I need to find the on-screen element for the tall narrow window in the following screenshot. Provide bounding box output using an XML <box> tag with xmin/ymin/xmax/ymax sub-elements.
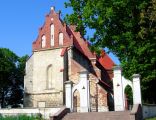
<box><xmin>51</xmin><ymin>24</ymin><xmax>54</xmax><ymax>46</ymax></box>
<box><xmin>41</xmin><ymin>35</ymin><xmax>46</xmax><ymax>48</ymax></box>
<box><xmin>47</xmin><ymin>65</ymin><xmax>53</xmax><ymax>89</ymax></box>
<box><xmin>59</xmin><ymin>32</ymin><xmax>63</xmax><ymax>45</ymax></box>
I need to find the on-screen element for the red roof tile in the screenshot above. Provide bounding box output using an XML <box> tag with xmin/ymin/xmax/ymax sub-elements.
<box><xmin>68</xmin><ymin>25</ymin><xmax>96</xmax><ymax>59</ymax></box>
<box><xmin>98</xmin><ymin>50</ymin><xmax>115</xmax><ymax>70</ymax></box>
<box><xmin>66</xmin><ymin>25</ymin><xmax>115</xmax><ymax>71</ymax></box>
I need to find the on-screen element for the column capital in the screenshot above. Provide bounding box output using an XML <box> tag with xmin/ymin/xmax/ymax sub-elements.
<box><xmin>79</xmin><ymin>71</ymin><xmax>88</xmax><ymax>79</ymax></box>
<box><xmin>113</xmin><ymin>65</ymin><xmax>122</xmax><ymax>71</ymax></box>
<box><xmin>132</xmin><ymin>74</ymin><xmax>140</xmax><ymax>79</ymax></box>
<box><xmin>64</xmin><ymin>81</ymin><xmax>73</xmax><ymax>85</ymax></box>
<box><xmin>79</xmin><ymin>71</ymin><xmax>88</xmax><ymax>74</ymax></box>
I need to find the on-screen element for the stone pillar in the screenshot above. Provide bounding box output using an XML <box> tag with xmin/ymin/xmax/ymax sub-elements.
<box><xmin>132</xmin><ymin>74</ymin><xmax>142</xmax><ymax>105</ymax></box>
<box><xmin>65</xmin><ymin>81</ymin><xmax>73</xmax><ymax>111</ymax></box>
<box><xmin>79</xmin><ymin>71</ymin><xmax>90</xmax><ymax>112</ymax></box>
<box><xmin>113</xmin><ymin>66</ymin><xmax>125</xmax><ymax>111</ymax></box>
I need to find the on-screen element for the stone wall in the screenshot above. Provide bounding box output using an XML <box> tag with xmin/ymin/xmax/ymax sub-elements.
<box><xmin>24</xmin><ymin>54</ymin><xmax>34</xmax><ymax>93</ymax></box>
<box><xmin>24</xmin><ymin>49</ymin><xmax>64</xmax><ymax>107</ymax></box>
<box><xmin>143</xmin><ymin>104</ymin><xmax>156</xmax><ymax>119</ymax></box>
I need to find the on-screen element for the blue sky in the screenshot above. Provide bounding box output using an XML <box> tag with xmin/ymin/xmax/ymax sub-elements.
<box><xmin>0</xmin><ymin>0</ymin><xmax>120</xmax><ymax>64</ymax></box>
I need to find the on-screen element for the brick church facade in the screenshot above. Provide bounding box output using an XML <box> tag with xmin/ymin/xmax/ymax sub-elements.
<box><xmin>24</xmin><ymin>7</ymin><xmax>115</xmax><ymax>112</ymax></box>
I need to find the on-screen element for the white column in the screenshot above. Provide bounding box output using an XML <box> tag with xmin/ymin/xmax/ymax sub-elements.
<box><xmin>132</xmin><ymin>74</ymin><xmax>142</xmax><ymax>105</ymax></box>
<box><xmin>65</xmin><ymin>81</ymin><xmax>73</xmax><ymax>111</ymax></box>
<box><xmin>79</xmin><ymin>71</ymin><xmax>89</xmax><ymax>112</ymax></box>
<box><xmin>113</xmin><ymin>66</ymin><xmax>125</xmax><ymax>111</ymax></box>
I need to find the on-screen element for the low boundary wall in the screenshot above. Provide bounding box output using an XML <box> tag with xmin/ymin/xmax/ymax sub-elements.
<box><xmin>143</xmin><ymin>104</ymin><xmax>156</xmax><ymax>119</ymax></box>
<box><xmin>0</xmin><ymin>108</ymin><xmax>60</xmax><ymax>119</ymax></box>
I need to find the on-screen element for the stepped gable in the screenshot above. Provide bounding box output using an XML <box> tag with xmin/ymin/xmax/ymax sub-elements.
<box><xmin>32</xmin><ymin>7</ymin><xmax>72</xmax><ymax>51</ymax></box>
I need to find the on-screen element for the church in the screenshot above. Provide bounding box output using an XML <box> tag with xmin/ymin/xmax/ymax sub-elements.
<box><xmin>24</xmin><ymin>7</ymin><xmax>115</xmax><ymax>112</ymax></box>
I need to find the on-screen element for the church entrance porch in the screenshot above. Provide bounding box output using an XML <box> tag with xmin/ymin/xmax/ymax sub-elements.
<box><xmin>65</xmin><ymin>71</ymin><xmax>90</xmax><ymax>112</ymax></box>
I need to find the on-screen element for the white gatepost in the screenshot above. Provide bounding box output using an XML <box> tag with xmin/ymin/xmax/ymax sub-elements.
<box><xmin>79</xmin><ymin>71</ymin><xmax>90</xmax><ymax>112</ymax></box>
<box><xmin>65</xmin><ymin>81</ymin><xmax>73</xmax><ymax>111</ymax></box>
<box><xmin>113</xmin><ymin>66</ymin><xmax>125</xmax><ymax>111</ymax></box>
<box><xmin>132</xmin><ymin>74</ymin><xmax>142</xmax><ymax>105</ymax></box>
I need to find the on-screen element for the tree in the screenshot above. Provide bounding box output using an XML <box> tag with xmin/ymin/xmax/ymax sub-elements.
<box><xmin>65</xmin><ymin>0</ymin><xmax>156</xmax><ymax>103</ymax></box>
<box><xmin>6</xmin><ymin>55</ymin><xmax>28</xmax><ymax>107</ymax></box>
<box><xmin>0</xmin><ymin>48</ymin><xmax>18</xmax><ymax>107</ymax></box>
<box><xmin>0</xmin><ymin>48</ymin><xmax>28</xmax><ymax>107</ymax></box>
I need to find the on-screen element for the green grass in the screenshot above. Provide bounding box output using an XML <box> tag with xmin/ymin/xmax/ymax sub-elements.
<box><xmin>0</xmin><ymin>114</ymin><xmax>43</xmax><ymax>120</ymax></box>
<box><xmin>145</xmin><ymin>117</ymin><xmax>156</xmax><ymax>120</ymax></box>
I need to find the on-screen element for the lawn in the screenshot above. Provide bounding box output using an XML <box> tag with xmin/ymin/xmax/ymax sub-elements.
<box><xmin>145</xmin><ymin>117</ymin><xmax>156</xmax><ymax>120</ymax></box>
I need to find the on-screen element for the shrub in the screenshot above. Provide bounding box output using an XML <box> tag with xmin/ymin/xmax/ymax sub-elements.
<box><xmin>0</xmin><ymin>114</ymin><xmax>43</xmax><ymax>120</ymax></box>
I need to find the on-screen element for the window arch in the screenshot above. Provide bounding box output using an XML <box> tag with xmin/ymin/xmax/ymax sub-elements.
<box><xmin>41</xmin><ymin>35</ymin><xmax>46</xmax><ymax>48</ymax></box>
<box><xmin>59</xmin><ymin>32</ymin><xmax>63</xmax><ymax>45</ymax></box>
<box><xmin>47</xmin><ymin>65</ymin><xmax>53</xmax><ymax>89</ymax></box>
<box><xmin>50</xmin><ymin>24</ymin><xmax>54</xmax><ymax>46</ymax></box>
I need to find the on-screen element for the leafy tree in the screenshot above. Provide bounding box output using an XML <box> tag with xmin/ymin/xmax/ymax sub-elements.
<box><xmin>0</xmin><ymin>48</ymin><xmax>28</xmax><ymax>108</ymax></box>
<box><xmin>65</xmin><ymin>0</ymin><xmax>156</xmax><ymax>103</ymax></box>
<box><xmin>0</xmin><ymin>48</ymin><xmax>18</xmax><ymax>107</ymax></box>
<box><xmin>6</xmin><ymin>55</ymin><xmax>28</xmax><ymax>107</ymax></box>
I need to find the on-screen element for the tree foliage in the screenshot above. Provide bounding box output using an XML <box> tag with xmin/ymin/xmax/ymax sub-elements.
<box><xmin>65</xmin><ymin>0</ymin><xmax>156</xmax><ymax>103</ymax></box>
<box><xmin>0</xmin><ymin>48</ymin><xmax>28</xmax><ymax>108</ymax></box>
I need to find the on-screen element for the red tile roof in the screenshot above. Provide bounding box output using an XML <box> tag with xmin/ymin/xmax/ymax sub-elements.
<box><xmin>68</xmin><ymin>25</ymin><xmax>96</xmax><ymax>59</ymax></box>
<box><xmin>65</xmin><ymin>25</ymin><xmax>115</xmax><ymax>71</ymax></box>
<box><xmin>98</xmin><ymin>50</ymin><xmax>115</xmax><ymax>70</ymax></box>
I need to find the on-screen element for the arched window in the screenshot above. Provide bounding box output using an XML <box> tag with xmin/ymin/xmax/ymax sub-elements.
<box><xmin>59</xmin><ymin>32</ymin><xmax>63</xmax><ymax>45</ymax></box>
<box><xmin>50</xmin><ymin>24</ymin><xmax>54</xmax><ymax>46</ymax></box>
<box><xmin>47</xmin><ymin>65</ymin><xmax>53</xmax><ymax>89</ymax></box>
<box><xmin>41</xmin><ymin>35</ymin><xmax>46</xmax><ymax>48</ymax></box>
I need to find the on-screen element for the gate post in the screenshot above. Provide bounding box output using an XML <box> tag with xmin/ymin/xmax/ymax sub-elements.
<box><xmin>65</xmin><ymin>81</ymin><xmax>73</xmax><ymax>111</ymax></box>
<box><xmin>132</xmin><ymin>74</ymin><xmax>142</xmax><ymax>105</ymax></box>
<box><xmin>79</xmin><ymin>71</ymin><xmax>90</xmax><ymax>112</ymax></box>
<box><xmin>113</xmin><ymin>66</ymin><xmax>125</xmax><ymax>111</ymax></box>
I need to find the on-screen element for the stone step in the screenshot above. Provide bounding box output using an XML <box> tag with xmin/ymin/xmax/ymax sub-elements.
<box><xmin>63</xmin><ymin>111</ymin><xmax>131</xmax><ymax>120</ymax></box>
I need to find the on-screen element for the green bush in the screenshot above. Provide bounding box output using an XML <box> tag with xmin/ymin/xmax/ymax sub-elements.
<box><xmin>0</xmin><ymin>114</ymin><xmax>43</xmax><ymax>120</ymax></box>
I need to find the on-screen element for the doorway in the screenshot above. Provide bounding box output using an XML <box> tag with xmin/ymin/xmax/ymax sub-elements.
<box><xmin>73</xmin><ymin>89</ymin><xmax>80</xmax><ymax>112</ymax></box>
